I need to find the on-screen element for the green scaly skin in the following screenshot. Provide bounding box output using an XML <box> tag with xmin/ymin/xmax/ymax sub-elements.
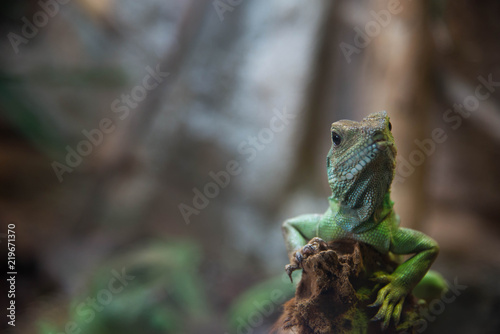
<box><xmin>282</xmin><ymin>111</ymin><xmax>440</xmax><ymax>330</ymax></box>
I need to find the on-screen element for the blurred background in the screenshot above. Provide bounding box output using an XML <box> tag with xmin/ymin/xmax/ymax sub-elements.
<box><xmin>0</xmin><ymin>0</ymin><xmax>499</xmax><ymax>333</ymax></box>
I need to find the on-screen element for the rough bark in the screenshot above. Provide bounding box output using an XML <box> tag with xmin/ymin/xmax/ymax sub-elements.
<box><xmin>272</xmin><ymin>240</ymin><xmax>420</xmax><ymax>334</ymax></box>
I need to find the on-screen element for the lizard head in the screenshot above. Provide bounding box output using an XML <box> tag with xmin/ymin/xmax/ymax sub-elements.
<box><xmin>326</xmin><ymin>111</ymin><xmax>397</xmax><ymax>202</ymax></box>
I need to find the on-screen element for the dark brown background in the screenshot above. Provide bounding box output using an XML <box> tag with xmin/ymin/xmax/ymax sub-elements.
<box><xmin>0</xmin><ymin>0</ymin><xmax>499</xmax><ymax>333</ymax></box>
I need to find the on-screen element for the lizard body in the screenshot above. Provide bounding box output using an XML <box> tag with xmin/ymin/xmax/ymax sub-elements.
<box><xmin>282</xmin><ymin>111</ymin><xmax>440</xmax><ymax>329</ymax></box>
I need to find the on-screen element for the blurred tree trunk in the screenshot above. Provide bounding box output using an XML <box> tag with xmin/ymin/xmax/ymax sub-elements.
<box><xmin>364</xmin><ymin>0</ymin><xmax>432</xmax><ymax>230</ymax></box>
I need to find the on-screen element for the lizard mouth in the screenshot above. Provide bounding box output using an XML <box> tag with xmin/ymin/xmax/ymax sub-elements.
<box><xmin>374</xmin><ymin>140</ymin><xmax>395</xmax><ymax>159</ymax></box>
<box><xmin>374</xmin><ymin>140</ymin><xmax>392</xmax><ymax>151</ymax></box>
<box><xmin>373</xmin><ymin>133</ymin><xmax>395</xmax><ymax>157</ymax></box>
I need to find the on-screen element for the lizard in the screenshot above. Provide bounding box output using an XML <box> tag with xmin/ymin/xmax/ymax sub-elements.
<box><xmin>282</xmin><ymin>111</ymin><xmax>440</xmax><ymax>330</ymax></box>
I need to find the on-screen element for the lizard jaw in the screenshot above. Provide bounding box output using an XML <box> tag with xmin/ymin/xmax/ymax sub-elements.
<box><xmin>334</xmin><ymin>141</ymin><xmax>384</xmax><ymax>182</ymax></box>
<box><xmin>327</xmin><ymin>141</ymin><xmax>395</xmax><ymax>193</ymax></box>
<box><xmin>374</xmin><ymin>140</ymin><xmax>396</xmax><ymax>161</ymax></box>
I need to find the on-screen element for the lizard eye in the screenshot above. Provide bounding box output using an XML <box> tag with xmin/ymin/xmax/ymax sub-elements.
<box><xmin>331</xmin><ymin>132</ymin><xmax>342</xmax><ymax>146</ymax></box>
<box><xmin>388</xmin><ymin>122</ymin><xmax>392</xmax><ymax>131</ymax></box>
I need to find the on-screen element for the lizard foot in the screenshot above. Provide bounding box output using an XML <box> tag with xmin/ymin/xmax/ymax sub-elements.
<box><xmin>285</xmin><ymin>237</ymin><xmax>328</xmax><ymax>282</ymax></box>
<box><xmin>369</xmin><ymin>278</ymin><xmax>408</xmax><ymax>330</ymax></box>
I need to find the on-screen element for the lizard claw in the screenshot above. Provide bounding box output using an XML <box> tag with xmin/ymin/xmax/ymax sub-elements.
<box><xmin>285</xmin><ymin>264</ymin><xmax>299</xmax><ymax>282</ymax></box>
<box><xmin>285</xmin><ymin>237</ymin><xmax>328</xmax><ymax>282</ymax></box>
<box><xmin>303</xmin><ymin>237</ymin><xmax>328</xmax><ymax>254</ymax></box>
<box><xmin>369</xmin><ymin>280</ymin><xmax>408</xmax><ymax>330</ymax></box>
<box><xmin>294</xmin><ymin>251</ymin><xmax>304</xmax><ymax>264</ymax></box>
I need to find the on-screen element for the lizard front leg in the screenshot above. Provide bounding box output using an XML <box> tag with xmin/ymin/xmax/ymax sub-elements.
<box><xmin>282</xmin><ymin>214</ymin><xmax>325</xmax><ymax>281</ymax></box>
<box><xmin>370</xmin><ymin>227</ymin><xmax>439</xmax><ymax>330</ymax></box>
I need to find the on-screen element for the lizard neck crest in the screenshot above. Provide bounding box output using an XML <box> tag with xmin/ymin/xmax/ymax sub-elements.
<box><xmin>326</xmin><ymin>111</ymin><xmax>397</xmax><ymax>233</ymax></box>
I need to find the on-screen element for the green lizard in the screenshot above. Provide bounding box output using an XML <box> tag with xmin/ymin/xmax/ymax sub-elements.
<box><xmin>282</xmin><ymin>111</ymin><xmax>440</xmax><ymax>330</ymax></box>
